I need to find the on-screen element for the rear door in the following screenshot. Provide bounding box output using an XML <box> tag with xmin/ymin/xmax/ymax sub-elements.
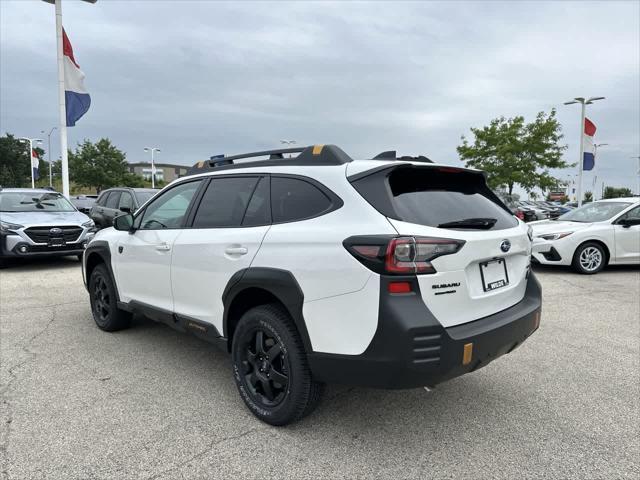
<box><xmin>351</xmin><ymin>164</ymin><xmax>531</xmax><ymax>328</ymax></box>
<box><xmin>171</xmin><ymin>175</ymin><xmax>271</xmax><ymax>332</ymax></box>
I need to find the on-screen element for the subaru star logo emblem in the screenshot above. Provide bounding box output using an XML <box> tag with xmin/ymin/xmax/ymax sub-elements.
<box><xmin>500</xmin><ymin>239</ymin><xmax>511</xmax><ymax>253</ymax></box>
<box><xmin>50</xmin><ymin>227</ymin><xmax>63</xmax><ymax>235</ymax></box>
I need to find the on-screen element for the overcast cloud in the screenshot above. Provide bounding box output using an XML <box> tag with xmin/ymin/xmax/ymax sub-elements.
<box><xmin>1</xmin><ymin>0</ymin><xmax>639</xmax><ymax>196</ymax></box>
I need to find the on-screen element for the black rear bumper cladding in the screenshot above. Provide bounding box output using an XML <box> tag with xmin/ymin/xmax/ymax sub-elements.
<box><xmin>308</xmin><ymin>273</ymin><xmax>542</xmax><ymax>389</ymax></box>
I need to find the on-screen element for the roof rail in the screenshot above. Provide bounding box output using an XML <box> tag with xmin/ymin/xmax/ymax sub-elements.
<box><xmin>187</xmin><ymin>144</ymin><xmax>353</xmax><ymax>175</ymax></box>
<box><xmin>372</xmin><ymin>150</ymin><xmax>433</xmax><ymax>163</ymax></box>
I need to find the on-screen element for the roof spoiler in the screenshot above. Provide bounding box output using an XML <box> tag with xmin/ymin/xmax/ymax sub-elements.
<box><xmin>187</xmin><ymin>144</ymin><xmax>353</xmax><ymax>174</ymax></box>
<box><xmin>372</xmin><ymin>150</ymin><xmax>433</xmax><ymax>163</ymax></box>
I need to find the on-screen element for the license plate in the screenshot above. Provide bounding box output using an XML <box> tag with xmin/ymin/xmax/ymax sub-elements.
<box><xmin>480</xmin><ymin>258</ymin><xmax>509</xmax><ymax>292</ymax></box>
<box><xmin>49</xmin><ymin>237</ymin><xmax>65</xmax><ymax>247</ymax></box>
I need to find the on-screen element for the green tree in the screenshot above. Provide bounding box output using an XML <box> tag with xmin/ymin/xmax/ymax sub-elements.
<box><xmin>0</xmin><ymin>133</ymin><xmax>46</xmax><ymax>187</ymax></box>
<box><xmin>68</xmin><ymin>138</ymin><xmax>144</xmax><ymax>192</ymax></box>
<box><xmin>583</xmin><ymin>191</ymin><xmax>593</xmax><ymax>203</ymax></box>
<box><xmin>603</xmin><ymin>186</ymin><xmax>633</xmax><ymax>199</ymax></box>
<box><xmin>457</xmin><ymin>110</ymin><xmax>570</xmax><ymax>195</ymax></box>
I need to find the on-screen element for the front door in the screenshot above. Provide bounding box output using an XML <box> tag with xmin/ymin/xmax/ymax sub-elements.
<box><xmin>613</xmin><ymin>206</ymin><xmax>640</xmax><ymax>263</ymax></box>
<box><xmin>114</xmin><ymin>180</ymin><xmax>203</xmax><ymax>311</ymax></box>
<box><xmin>171</xmin><ymin>176</ymin><xmax>271</xmax><ymax>333</ymax></box>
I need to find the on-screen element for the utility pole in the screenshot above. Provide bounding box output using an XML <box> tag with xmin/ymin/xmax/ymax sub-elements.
<box><xmin>563</xmin><ymin>96</ymin><xmax>605</xmax><ymax>207</ymax></box>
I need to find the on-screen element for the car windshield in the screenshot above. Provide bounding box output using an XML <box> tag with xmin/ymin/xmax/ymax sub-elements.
<box><xmin>0</xmin><ymin>192</ymin><xmax>77</xmax><ymax>212</ymax></box>
<box><xmin>557</xmin><ymin>201</ymin><xmax>631</xmax><ymax>222</ymax></box>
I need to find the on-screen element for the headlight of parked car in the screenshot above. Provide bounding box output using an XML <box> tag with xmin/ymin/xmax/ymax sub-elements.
<box><xmin>0</xmin><ymin>221</ymin><xmax>24</xmax><ymax>233</ymax></box>
<box><xmin>538</xmin><ymin>232</ymin><xmax>573</xmax><ymax>241</ymax></box>
<box><xmin>82</xmin><ymin>220</ymin><xmax>95</xmax><ymax>228</ymax></box>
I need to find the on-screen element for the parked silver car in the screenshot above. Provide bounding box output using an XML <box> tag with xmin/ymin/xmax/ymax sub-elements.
<box><xmin>0</xmin><ymin>188</ymin><xmax>95</xmax><ymax>265</ymax></box>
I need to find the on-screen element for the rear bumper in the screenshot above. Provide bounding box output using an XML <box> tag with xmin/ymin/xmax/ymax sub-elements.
<box><xmin>308</xmin><ymin>273</ymin><xmax>542</xmax><ymax>389</ymax></box>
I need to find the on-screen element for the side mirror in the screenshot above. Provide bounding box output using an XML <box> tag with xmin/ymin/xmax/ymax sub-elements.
<box><xmin>114</xmin><ymin>213</ymin><xmax>134</xmax><ymax>232</ymax></box>
<box><xmin>619</xmin><ymin>218</ymin><xmax>640</xmax><ymax>228</ymax></box>
<box><xmin>119</xmin><ymin>206</ymin><xmax>131</xmax><ymax>213</ymax></box>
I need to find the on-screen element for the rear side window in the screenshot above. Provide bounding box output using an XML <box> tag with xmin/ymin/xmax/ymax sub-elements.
<box><xmin>193</xmin><ymin>177</ymin><xmax>260</xmax><ymax>228</ymax></box>
<box><xmin>242</xmin><ymin>177</ymin><xmax>271</xmax><ymax>227</ymax></box>
<box><xmin>352</xmin><ymin>166</ymin><xmax>518</xmax><ymax>230</ymax></box>
<box><xmin>271</xmin><ymin>177</ymin><xmax>333</xmax><ymax>223</ymax></box>
<box><xmin>105</xmin><ymin>191</ymin><xmax>121</xmax><ymax>209</ymax></box>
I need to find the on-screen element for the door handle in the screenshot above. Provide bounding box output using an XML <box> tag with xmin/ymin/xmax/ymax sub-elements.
<box><xmin>225</xmin><ymin>246</ymin><xmax>248</xmax><ymax>256</ymax></box>
<box><xmin>155</xmin><ymin>242</ymin><xmax>171</xmax><ymax>251</ymax></box>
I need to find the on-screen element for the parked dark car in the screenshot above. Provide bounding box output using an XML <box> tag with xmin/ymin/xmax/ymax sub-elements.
<box><xmin>90</xmin><ymin>188</ymin><xmax>157</xmax><ymax>228</ymax></box>
<box><xmin>70</xmin><ymin>194</ymin><xmax>98</xmax><ymax>214</ymax></box>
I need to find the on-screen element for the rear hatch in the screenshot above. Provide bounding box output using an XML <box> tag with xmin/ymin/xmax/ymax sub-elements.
<box><xmin>349</xmin><ymin>163</ymin><xmax>532</xmax><ymax>328</ymax></box>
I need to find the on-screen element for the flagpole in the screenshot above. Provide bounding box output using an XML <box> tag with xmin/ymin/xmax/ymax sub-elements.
<box><xmin>576</xmin><ymin>102</ymin><xmax>586</xmax><ymax>207</ymax></box>
<box><xmin>563</xmin><ymin>96</ymin><xmax>605</xmax><ymax>207</ymax></box>
<box><xmin>54</xmin><ymin>0</ymin><xmax>70</xmax><ymax>198</ymax></box>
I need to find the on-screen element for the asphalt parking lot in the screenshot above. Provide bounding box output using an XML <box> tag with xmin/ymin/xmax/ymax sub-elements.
<box><xmin>1</xmin><ymin>259</ymin><xmax>638</xmax><ymax>479</ymax></box>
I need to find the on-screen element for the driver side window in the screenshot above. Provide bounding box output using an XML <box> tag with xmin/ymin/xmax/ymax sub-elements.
<box><xmin>138</xmin><ymin>181</ymin><xmax>201</xmax><ymax>230</ymax></box>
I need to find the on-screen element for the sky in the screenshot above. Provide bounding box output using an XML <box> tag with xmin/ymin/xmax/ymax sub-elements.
<box><xmin>1</xmin><ymin>0</ymin><xmax>639</xmax><ymax>198</ymax></box>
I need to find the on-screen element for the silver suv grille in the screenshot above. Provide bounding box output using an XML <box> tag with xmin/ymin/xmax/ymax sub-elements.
<box><xmin>24</xmin><ymin>226</ymin><xmax>83</xmax><ymax>243</ymax></box>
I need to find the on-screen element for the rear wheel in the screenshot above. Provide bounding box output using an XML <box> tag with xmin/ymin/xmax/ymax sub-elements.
<box><xmin>231</xmin><ymin>304</ymin><xmax>324</xmax><ymax>426</ymax></box>
<box><xmin>572</xmin><ymin>242</ymin><xmax>606</xmax><ymax>274</ymax></box>
<box><xmin>88</xmin><ymin>264</ymin><xmax>131</xmax><ymax>331</ymax></box>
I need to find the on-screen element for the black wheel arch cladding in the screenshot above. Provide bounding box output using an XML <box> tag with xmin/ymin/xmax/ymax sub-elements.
<box><xmin>222</xmin><ymin>267</ymin><xmax>312</xmax><ymax>353</ymax></box>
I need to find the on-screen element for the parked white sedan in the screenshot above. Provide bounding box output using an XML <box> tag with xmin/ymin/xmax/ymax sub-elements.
<box><xmin>531</xmin><ymin>197</ymin><xmax>640</xmax><ymax>274</ymax></box>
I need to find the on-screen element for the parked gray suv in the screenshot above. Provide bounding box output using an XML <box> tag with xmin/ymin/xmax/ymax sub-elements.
<box><xmin>0</xmin><ymin>188</ymin><xmax>95</xmax><ymax>265</ymax></box>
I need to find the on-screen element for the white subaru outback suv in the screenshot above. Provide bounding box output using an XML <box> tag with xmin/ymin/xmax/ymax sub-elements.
<box><xmin>82</xmin><ymin>145</ymin><xmax>541</xmax><ymax>426</ymax></box>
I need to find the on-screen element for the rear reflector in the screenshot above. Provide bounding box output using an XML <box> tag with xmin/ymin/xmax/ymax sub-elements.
<box><xmin>462</xmin><ymin>343</ymin><xmax>473</xmax><ymax>365</ymax></box>
<box><xmin>388</xmin><ymin>281</ymin><xmax>412</xmax><ymax>294</ymax></box>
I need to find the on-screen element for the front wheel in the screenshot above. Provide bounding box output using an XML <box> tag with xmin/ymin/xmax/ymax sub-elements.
<box><xmin>572</xmin><ymin>242</ymin><xmax>606</xmax><ymax>274</ymax></box>
<box><xmin>88</xmin><ymin>264</ymin><xmax>132</xmax><ymax>331</ymax></box>
<box><xmin>231</xmin><ymin>304</ymin><xmax>324</xmax><ymax>426</ymax></box>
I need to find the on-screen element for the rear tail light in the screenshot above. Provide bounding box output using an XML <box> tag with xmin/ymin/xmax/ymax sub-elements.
<box><xmin>344</xmin><ymin>235</ymin><xmax>465</xmax><ymax>275</ymax></box>
<box><xmin>515</xmin><ymin>209</ymin><xmax>525</xmax><ymax>220</ymax></box>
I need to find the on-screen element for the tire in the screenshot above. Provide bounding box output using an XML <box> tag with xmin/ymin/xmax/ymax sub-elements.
<box><xmin>572</xmin><ymin>242</ymin><xmax>606</xmax><ymax>274</ymax></box>
<box><xmin>88</xmin><ymin>264</ymin><xmax>132</xmax><ymax>331</ymax></box>
<box><xmin>231</xmin><ymin>304</ymin><xmax>324</xmax><ymax>426</ymax></box>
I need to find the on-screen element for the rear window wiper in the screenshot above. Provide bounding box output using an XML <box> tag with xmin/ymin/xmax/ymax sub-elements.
<box><xmin>437</xmin><ymin>217</ymin><xmax>497</xmax><ymax>229</ymax></box>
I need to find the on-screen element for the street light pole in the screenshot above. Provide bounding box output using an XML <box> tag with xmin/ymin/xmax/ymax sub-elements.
<box><xmin>19</xmin><ymin>137</ymin><xmax>43</xmax><ymax>189</ymax></box>
<box><xmin>631</xmin><ymin>156</ymin><xmax>640</xmax><ymax>196</ymax></box>
<box><xmin>563</xmin><ymin>96</ymin><xmax>605</xmax><ymax>207</ymax></box>
<box><xmin>280</xmin><ymin>139</ymin><xmax>296</xmax><ymax>158</ymax></box>
<box><xmin>42</xmin><ymin>127</ymin><xmax>57</xmax><ymax>187</ymax></box>
<box><xmin>144</xmin><ymin>147</ymin><xmax>161</xmax><ymax>188</ymax></box>
<box><xmin>592</xmin><ymin>143</ymin><xmax>607</xmax><ymax>200</ymax></box>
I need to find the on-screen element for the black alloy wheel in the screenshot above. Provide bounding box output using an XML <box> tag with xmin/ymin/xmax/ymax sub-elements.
<box><xmin>231</xmin><ymin>304</ymin><xmax>324</xmax><ymax>426</ymax></box>
<box><xmin>241</xmin><ymin>329</ymin><xmax>290</xmax><ymax>407</ymax></box>
<box><xmin>88</xmin><ymin>264</ymin><xmax>131</xmax><ymax>331</ymax></box>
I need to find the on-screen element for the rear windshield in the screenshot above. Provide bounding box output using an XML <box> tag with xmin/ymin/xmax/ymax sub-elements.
<box><xmin>352</xmin><ymin>166</ymin><xmax>518</xmax><ymax>230</ymax></box>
